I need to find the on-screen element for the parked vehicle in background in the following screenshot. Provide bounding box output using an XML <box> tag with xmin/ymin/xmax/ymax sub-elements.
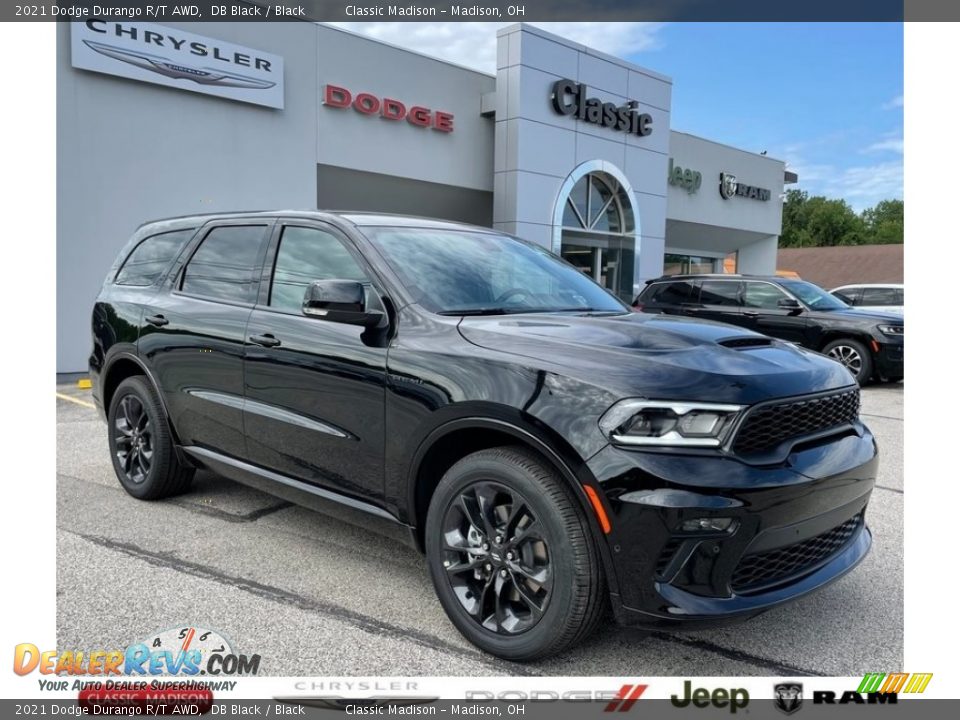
<box><xmin>831</xmin><ymin>284</ymin><xmax>904</xmax><ymax>315</ymax></box>
<box><xmin>91</xmin><ymin>213</ymin><xmax>878</xmax><ymax>661</ymax></box>
<box><xmin>634</xmin><ymin>275</ymin><xmax>903</xmax><ymax>385</ymax></box>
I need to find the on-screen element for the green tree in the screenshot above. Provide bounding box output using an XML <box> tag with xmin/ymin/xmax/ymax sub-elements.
<box><xmin>861</xmin><ymin>199</ymin><xmax>904</xmax><ymax>245</ymax></box>
<box><xmin>780</xmin><ymin>191</ymin><xmax>900</xmax><ymax>247</ymax></box>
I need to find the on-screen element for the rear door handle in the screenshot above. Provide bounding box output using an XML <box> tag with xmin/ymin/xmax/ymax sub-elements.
<box><xmin>249</xmin><ymin>333</ymin><xmax>281</xmax><ymax>348</ymax></box>
<box><xmin>743</xmin><ymin>311</ymin><xmax>759</xmax><ymax>318</ymax></box>
<box><xmin>145</xmin><ymin>314</ymin><xmax>169</xmax><ymax>327</ymax></box>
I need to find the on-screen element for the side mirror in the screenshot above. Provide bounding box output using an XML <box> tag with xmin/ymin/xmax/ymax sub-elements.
<box><xmin>302</xmin><ymin>280</ymin><xmax>383</xmax><ymax>328</ymax></box>
<box><xmin>777</xmin><ymin>298</ymin><xmax>802</xmax><ymax>311</ymax></box>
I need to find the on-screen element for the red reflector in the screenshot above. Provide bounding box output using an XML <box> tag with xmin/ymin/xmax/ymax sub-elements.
<box><xmin>871</xmin><ymin>340</ymin><xmax>880</xmax><ymax>353</ymax></box>
<box><xmin>78</xmin><ymin>687</ymin><xmax>214</xmax><ymax>715</ymax></box>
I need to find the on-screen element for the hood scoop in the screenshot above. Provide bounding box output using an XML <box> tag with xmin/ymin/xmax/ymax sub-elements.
<box><xmin>719</xmin><ymin>336</ymin><xmax>776</xmax><ymax>349</ymax></box>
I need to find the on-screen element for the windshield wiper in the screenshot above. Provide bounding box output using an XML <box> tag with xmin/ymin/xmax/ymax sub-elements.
<box><xmin>437</xmin><ymin>307</ymin><xmax>625</xmax><ymax>316</ymax></box>
<box><xmin>436</xmin><ymin>308</ymin><xmax>511</xmax><ymax>316</ymax></box>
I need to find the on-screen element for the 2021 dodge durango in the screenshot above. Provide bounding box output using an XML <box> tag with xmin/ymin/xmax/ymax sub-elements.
<box><xmin>90</xmin><ymin>212</ymin><xmax>878</xmax><ymax>660</ymax></box>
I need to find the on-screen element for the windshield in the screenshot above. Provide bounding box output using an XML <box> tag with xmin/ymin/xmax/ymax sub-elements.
<box><xmin>362</xmin><ymin>227</ymin><xmax>628</xmax><ymax>315</ymax></box>
<box><xmin>779</xmin><ymin>279</ymin><xmax>851</xmax><ymax>311</ymax></box>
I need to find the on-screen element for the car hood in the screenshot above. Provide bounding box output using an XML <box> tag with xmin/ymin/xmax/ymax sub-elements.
<box><xmin>810</xmin><ymin>307</ymin><xmax>904</xmax><ymax>323</ymax></box>
<box><xmin>457</xmin><ymin>311</ymin><xmax>855</xmax><ymax>404</ymax></box>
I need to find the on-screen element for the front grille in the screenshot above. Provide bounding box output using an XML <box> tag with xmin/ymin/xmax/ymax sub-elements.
<box><xmin>732</xmin><ymin>388</ymin><xmax>860</xmax><ymax>455</ymax></box>
<box><xmin>731</xmin><ymin>512</ymin><xmax>863</xmax><ymax>593</ymax></box>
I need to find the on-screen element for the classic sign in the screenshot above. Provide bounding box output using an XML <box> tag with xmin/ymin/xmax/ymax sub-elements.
<box><xmin>550</xmin><ymin>79</ymin><xmax>653</xmax><ymax>137</ymax></box>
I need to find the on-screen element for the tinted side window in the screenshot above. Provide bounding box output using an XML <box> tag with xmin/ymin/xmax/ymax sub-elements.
<box><xmin>269</xmin><ymin>226</ymin><xmax>369</xmax><ymax>312</ymax></box>
<box><xmin>115</xmin><ymin>229</ymin><xmax>194</xmax><ymax>286</ymax></box>
<box><xmin>648</xmin><ymin>280</ymin><xmax>696</xmax><ymax>305</ymax></box>
<box><xmin>862</xmin><ymin>287</ymin><xmax>900</xmax><ymax>305</ymax></box>
<box><xmin>744</xmin><ymin>282</ymin><xmax>789</xmax><ymax>309</ymax></box>
<box><xmin>832</xmin><ymin>289</ymin><xmax>857</xmax><ymax>305</ymax></box>
<box><xmin>699</xmin><ymin>280</ymin><xmax>741</xmax><ymax>307</ymax></box>
<box><xmin>181</xmin><ymin>225</ymin><xmax>268</xmax><ymax>303</ymax></box>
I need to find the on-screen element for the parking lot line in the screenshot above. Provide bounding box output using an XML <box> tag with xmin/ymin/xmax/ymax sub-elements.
<box><xmin>56</xmin><ymin>392</ymin><xmax>95</xmax><ymax>409</ymax></box>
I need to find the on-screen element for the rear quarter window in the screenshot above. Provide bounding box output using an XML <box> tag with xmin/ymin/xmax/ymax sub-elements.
<box><xmin>642</xmin><ymin>280</ymin><xmax>696</xmax><ymax>305</ymax></box>
<box><xmin>115</xmin><ymin>229</ymin><xmax>195</xmax><ymax>286</ymax></box>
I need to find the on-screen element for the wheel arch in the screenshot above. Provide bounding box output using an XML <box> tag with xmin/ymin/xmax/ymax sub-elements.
<box><xmin>406</xmin><ymin>416</ymin><xmax>616</xmax><ymax>592</ymax></box>
<box><xmin>818</xmin><ymin>330</ymin><xmax>875</xmax><ymax>353</ymax></box>
<box><xmin>101</xmin><ymin>352</ymin><xmax>181</xmax><ymax>445</ymax></box>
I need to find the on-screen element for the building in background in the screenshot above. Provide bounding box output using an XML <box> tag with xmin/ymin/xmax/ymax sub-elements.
<box><xmin>57</xmin><ymin>21</ymin><xmax>791</xmax><ymax>372</ymax></box>
<box><xmin>777</xmin><ymin>244</ymin><xmax>904</xmax><ymax>288</ymax></box>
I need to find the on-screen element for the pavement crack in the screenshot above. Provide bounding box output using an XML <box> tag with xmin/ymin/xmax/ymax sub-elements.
<box><xmin>860</xmin><ymin>413</ymin><xmax>903</xmax><ymax>422</ymax></box>
<box><xmin>62</xmin><ymin>529</ymin><xmax>538</xmax><ymax>677</ymax></box>
<box><xmin>167</xmin><ymin>498</ymin><xmax>295</xmax><ymax>523</ymax></box>
<box><xmin>652</xmin><ymin>632</ymin><xmax>818</xmax><ymax>676</ymax></box>
<box><xmin>874</xmin><ymin>484</ymin><xmax>903</xmax><ymax>494</ymax></box>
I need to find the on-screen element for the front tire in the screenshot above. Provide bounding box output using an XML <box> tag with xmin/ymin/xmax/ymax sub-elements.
<box><xmin>107</xmin><ymin>376</ymin><xmax>194</xmax><ymax>500</ymax></box>
<box><xmin>823</xmin><ymin>338</ymin><xmax>873</xmax><ymax>385</ymax></box>
<box><xmin>425</xmin><ymin>446</ymin><xmax>605</xmax><ymax>661</ymax></box>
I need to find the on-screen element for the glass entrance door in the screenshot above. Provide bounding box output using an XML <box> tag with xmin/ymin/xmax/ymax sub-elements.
<box><xmin>557</xmin><ymin>171</ymin><xmax>635</xmax><ymax>301</ymax></box>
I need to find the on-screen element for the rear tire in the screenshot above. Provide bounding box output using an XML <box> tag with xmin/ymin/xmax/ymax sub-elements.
<box><xmin>823</xmin><ymin>338</ymin><xmax>873</xmax><ymax>385</ymax></box>
<box><xmin>107</xmin><ymin>376</ymin><xmax>194</xmax><ymax>500</ymax></box>
<box><xmin>425</xmin><ymin>446</ymin><xmax>606</xmax><ymax>661</ymax></box>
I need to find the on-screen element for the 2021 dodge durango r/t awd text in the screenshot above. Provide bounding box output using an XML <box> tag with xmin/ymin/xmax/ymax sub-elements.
<box><xmin>90</xmin><ymin>212</ymin><xmax>878</xmax><ymax>660</ymax></box>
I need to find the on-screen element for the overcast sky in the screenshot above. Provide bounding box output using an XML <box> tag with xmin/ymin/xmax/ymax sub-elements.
<box><xmin>330</xmin><ymin>22</ymin><xmax>903</xmax><ymax>212</ymax></box>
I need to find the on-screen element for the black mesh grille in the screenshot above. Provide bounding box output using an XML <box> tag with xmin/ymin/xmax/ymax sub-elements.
<box><xmin>731</xmin><ymin>513</ymin><xmax>863</xmax><ymax>593</ymax></box>
<box><xmin>732</xmin><ymin>388</ymin><xmax>860</xmax><ymax>455</ymax></box>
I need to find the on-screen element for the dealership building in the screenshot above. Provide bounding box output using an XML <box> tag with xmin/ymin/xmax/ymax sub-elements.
<box><xmin>57</xmin><ymin>20</ymin><xmax>792</xmax><ymax>372</ymax></box>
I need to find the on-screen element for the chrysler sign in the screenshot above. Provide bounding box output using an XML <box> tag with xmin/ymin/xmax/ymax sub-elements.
<box><xmin>71</xmin><ymin>20</ymin><xmax>284</xmax><ymax>109</ymax></box>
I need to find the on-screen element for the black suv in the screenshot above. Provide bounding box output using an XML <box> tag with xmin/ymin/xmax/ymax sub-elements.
<box><xmin>91</xmin><ymin>212</ymin><xmax>877</xmax><ymax>660</ymax></box>
<box><xmin>635</xmin><ymin>274</ymin><xmax>904</xmax><ymax>385</ymax></box>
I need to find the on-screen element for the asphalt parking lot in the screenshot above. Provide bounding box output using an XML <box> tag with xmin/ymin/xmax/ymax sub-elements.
<box><xmin>56</xmin><ymin>382</ymin><xmax>903</xmax><ymax>676</ymax></box>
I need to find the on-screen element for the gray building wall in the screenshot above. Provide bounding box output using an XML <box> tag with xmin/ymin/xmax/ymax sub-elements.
<box><xmin>492</xmin><ymin>24</ymin><xmax>672</xmax><ymax>297</ymax></box>
<box><xmin>665</xmin><ymin>131</ymin><xmax>786</xmax><ymax>267</ymax></box>
<box><xmin>314</xmin><ymin>25</ymin><xmax>496</xmax><ymax>193</ymax></box>
<box><xmin>57</xmin><ymin>21</ymin><xmax>788</xmax><ymax>373</ymax></box>
<box><xmin>57</xmin><ymin>20</ymin><xmax>320</xmax><ymax>373</ymax></box>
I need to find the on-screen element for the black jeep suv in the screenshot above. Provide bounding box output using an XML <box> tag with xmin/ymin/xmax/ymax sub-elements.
<box><xmin>634</xmin><ymin>274</ymin><xmax>904</xmax><ymax>385</ymax></box>
<box><xmin>91</xmin><ymin>212</ymin><xmax>877</xmax><ymax>660</ymax></box>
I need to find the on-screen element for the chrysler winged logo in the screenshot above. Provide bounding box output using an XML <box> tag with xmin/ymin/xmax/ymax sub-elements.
<box><xmin>720</xmin><ymin>172</ymin><xmax>738</xmax><ymax>200</ymax></box>
<box><xmin>83</xmin><ymin>40</ymin><xmax>276</xmax><ymax>89</ymax></box>
<box><xmin>773</xmin><ymin>683</ymin><xmax>802</xmax><ymax>715</ymax></box>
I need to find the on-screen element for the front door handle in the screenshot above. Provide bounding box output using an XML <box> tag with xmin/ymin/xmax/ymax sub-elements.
<box><xmin>743</xmin><ymin>311</ymin><xmax>759</xmax><ymax>318</ymax></box>
<box><xmin>249</xmin><ymin>333</ymin><xmax>281</xmax><ymax>348</ymax></box>
<box><xmin>145</xmin><ymin>314</ymin><xmax>169</xmax><ymax>327</ymax></box>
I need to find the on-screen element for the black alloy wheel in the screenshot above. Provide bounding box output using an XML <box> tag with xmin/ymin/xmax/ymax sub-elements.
<box><xmin>107</xmin><ymin>376</ymin><xmax>194</xmax><ymax>500</ymax></box>
<box><xmin>426</xmin><ymin>446</ymin><xmax>606</xmax><ymax>661</ymax></box>
<box><xmin>440</xmin><ymin>482</ymin><xmax>553</xmax><ymax>635</ymax></box>
<box><xmin>823</xmin><ymin>338</ymin><xmax>873</xmax><ymax>385</ymax></box>
<box><xmin>114</xmin><ymin>394</ymin><xmax>154</xmax><ymax>484</ymax></box>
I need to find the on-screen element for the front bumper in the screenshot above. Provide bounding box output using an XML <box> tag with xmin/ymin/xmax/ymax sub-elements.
<box><xmin>587</xmin><ymin>426</ymin><xmax>878</xmax><ymax>626</ymax></box>
<box><xmin>873</xmin><ymin>339</ymin><xmax>904</xmax><ymax>378</ymax></box>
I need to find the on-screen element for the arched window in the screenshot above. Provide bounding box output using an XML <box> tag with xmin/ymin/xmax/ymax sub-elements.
<box><xmin>555</xmin><ymin>167</ymin><xmax>637</xmax><ymax>300</ymax></box>
<box><xmin>561</xmin><ymin>172</ymin><xmax>634</xmax><ymax>236</ymax></box>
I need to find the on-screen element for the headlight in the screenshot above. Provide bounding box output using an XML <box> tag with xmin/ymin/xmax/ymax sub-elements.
<box><xmin>878</xmin><ymin>324</ymin><xmax>903</xmax><ymax>337</ymax></box>
<box><xmin>599</xmin><ymin>400</ymin><xmax>744</xmax><ymax>447</ymax></box>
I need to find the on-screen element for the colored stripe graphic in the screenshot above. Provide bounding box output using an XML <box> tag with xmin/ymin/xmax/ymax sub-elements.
<box><xmin>857</xmin><ymin>673</ymin><xmax>885</xmax><ymax>693</ymax></box>
<box><xmin>903</xmin><ymin>674</ymin><xmax>933</xmax><ymax>693</ymax></box>
<box><xmin>880</xmin><ymin>673</ymin><xmax>909</xmax><ymax>693</ymax></box>
<box><xmin>604</xmin><ymin>684</ymin><xmax>647</xmax><ymax>712</ymax></box>
<box><xmin>858</xmin><ymin>673</ymin><xmax>933</xmax><ymax>695</ymax></box>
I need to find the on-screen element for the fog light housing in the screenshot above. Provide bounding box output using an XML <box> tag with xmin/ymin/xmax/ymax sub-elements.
<box><xmin>680</xmin><ymin>517</ymin><xmax>735</xmax><ymax>532</ymax></box>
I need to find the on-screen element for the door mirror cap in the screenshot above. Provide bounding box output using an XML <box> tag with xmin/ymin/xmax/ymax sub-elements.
<box><xmin>302</xmin><ymin>280</ymin><xmax>383</xmax><ymax>328</ymax></box>
<box><xmin>777</xmin><ymin>297</ymin><xmax>802</xmax><ymax>310</ymax></box>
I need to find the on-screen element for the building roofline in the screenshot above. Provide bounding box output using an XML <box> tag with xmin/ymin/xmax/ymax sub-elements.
<box><xmin>670</xmin><ymin>130</ymin><xmax>786</xmax><ymax>165</ymax></box>
<box><xmin>497</xmin><ymin>22</ymin><xmax>672</xmax><ymax>85</ymax></box>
